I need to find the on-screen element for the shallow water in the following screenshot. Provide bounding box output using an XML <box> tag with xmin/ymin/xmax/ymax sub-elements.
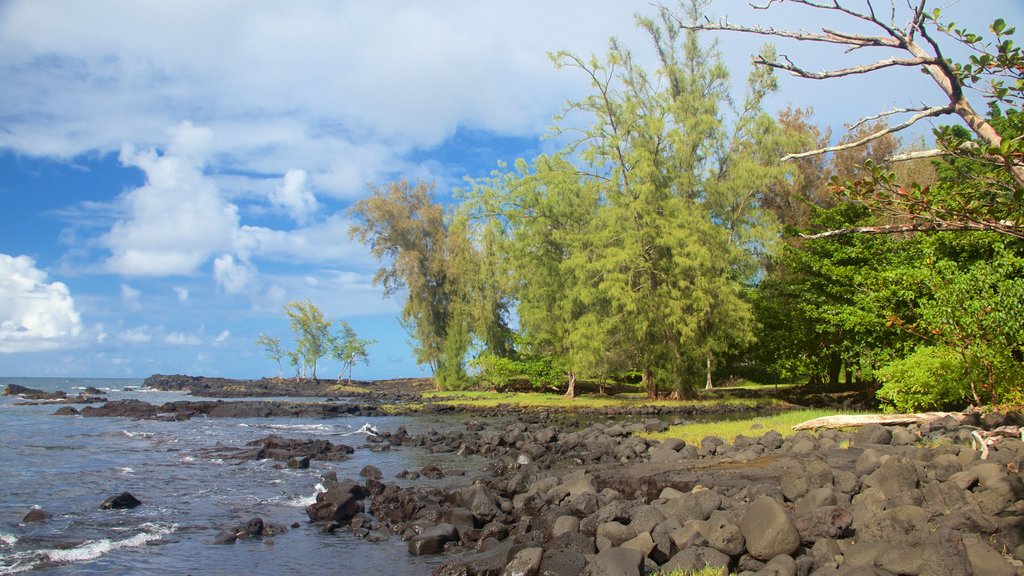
<box><xmin>0</xmin><ymin>378</ymin><xmax>489</xmax><ymax>575</ymax></box>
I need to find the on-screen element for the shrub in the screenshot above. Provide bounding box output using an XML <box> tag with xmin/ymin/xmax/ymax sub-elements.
<box><xmin>875</xmin><ymin>346</ymin><xmax>969</xmax><ymax>412</ymax></box>
<box><xmin>469</xmin><ymin>352</ymin><xmax>564</xmax><ymax>392</ymax></box>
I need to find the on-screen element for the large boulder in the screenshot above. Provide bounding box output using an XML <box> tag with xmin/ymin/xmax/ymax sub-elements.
<box><xmin>740</xmin><ymin>496</ymin><xmax>800</xmax><ymax>561</ymax></box>
<box><xmin>408</xmin><ymin>523</ymin><xmax>459</xmax><ymax>556</ymax></box>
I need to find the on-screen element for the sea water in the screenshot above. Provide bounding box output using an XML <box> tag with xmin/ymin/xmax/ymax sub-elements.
<box><xmin>0</xmin><ymin>377</ymin><xmax>487</xmax><ymax>575</ymax></box>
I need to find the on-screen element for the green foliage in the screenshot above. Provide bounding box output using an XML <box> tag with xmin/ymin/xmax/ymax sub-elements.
<box><xmin>875</xmin><ymin>346</ymin><xmax>969</xmax><ymax>412</ymax></box>
<box><xmin>284</xmin><ymin>300</ymin><xmax>332</xmax><ymax>380</ymax></box>
<box><xmin>470</xmin><ymin>351</ymin><xmax>564</xmax><ymax>392</ymax></box>
<box><xmin>916</xmin><ymin>240</ymin><xmax>1024</xmax><ymax>406</ymax></box>
<box><xmin>464</xmin><ymin>1</ymin><xmax>777</xmax><ymax>398</ymax></box>
<box><xmin>255</xmin><ymin>333</ymin><xmax>285</xmax><ymax>378</ymax></box>
<box><xmin>349</xmin><ymin>180</ymin><xmax>511</xmax><ymax>389</ymax></box>
<box><xmin>329</xmin><ymin>320</ymin><xmax>375</xmax><ymax>384</ymax></box>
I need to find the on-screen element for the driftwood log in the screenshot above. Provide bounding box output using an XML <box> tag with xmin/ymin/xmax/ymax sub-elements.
<box><xmin>791</xmin><ymin>412</ymin><xmax>966</xmax><ymax>431</ymax></box>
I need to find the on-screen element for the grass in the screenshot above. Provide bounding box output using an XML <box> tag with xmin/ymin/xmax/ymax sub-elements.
<box><xmin>639</xmin><ymin>408</ymin><xmax>856</xmax><ymax>445</ymax></box>
<box><xmin>420</xmin><ymin>389</ymin><xmax>784</xmax><ymax>411</ymax></box>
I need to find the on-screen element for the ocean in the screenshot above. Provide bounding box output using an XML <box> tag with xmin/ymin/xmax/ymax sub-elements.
<box><xmin>0</xmin><ymin>377</ymin><xmax>488</xmax><ymax>575</ymax></box>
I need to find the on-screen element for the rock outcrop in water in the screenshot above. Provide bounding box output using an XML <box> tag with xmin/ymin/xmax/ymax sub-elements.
<box><xmin>300</xmin><ymin>414</ymin><xmax>1024</xmax><ymax>576</ymax></box>
<box><xmin>2</xmin><ymin>383</ymin><xmax>105</xmax><ymax>404</ymax></box>
<box><xmin>100</xmin><ymin>492</ymin><xmax>142</xmax><ymax>510</ymax></box>
<box><xmin>205</xmin><ymin>434</ymin><xmax>355</xmax><ymax>465</ymax></box>
<box><xmin>68</xmin><ymin>399</ymin><xmax>383</xmax><ymax>420</ymax></box>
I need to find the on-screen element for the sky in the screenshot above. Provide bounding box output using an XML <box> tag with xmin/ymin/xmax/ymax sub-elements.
<box><xmin>1</xmin><ymin>1</ymin><xmax>1020</xmax><ymax>380</ymax></box>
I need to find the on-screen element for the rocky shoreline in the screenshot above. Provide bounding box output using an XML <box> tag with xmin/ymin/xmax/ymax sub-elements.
<box><xmin>9</xmin><ymin>377</ymin><xmax>1024</xmax><ymax>574</ymax></box>
<box><xmin>202</xmin><ymin>412</ymin><xmax>1023</xmax><ymax>575</ymax></box>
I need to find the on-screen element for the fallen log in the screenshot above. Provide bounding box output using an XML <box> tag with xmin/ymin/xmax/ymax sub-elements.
<box><xmin>792</xmin><ymin>412</ymin><xmax>966</xmax><ymax>431</ymax></box>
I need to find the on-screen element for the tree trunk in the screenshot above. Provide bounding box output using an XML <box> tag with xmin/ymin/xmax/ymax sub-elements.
<box><xmin>844</xmin><ymin>358</ymin><xmax>854</xmax><ymax>387</ymax></box>
<box><xmin>827</xmin><ymin>351</ymin><xmax>842</xmax><ymax>388</ymax></box>
<box><xmin>705</xmin><ymin>353</ymin><xmax>713</xmax><ymax>390</ymax></box>
<box><xmin>643</xmin><ymin>367</ymin><xmax>656</xmax><ymax>399</ymax></box>
<box><xmin>563</xmin><ymin>371</ymin><xmax>577</xmax><ymax>399</ymax></box>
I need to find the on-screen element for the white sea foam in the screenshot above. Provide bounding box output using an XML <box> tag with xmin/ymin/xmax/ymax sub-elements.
<box><xmin>263</xmin><ymin>423</ymin><xmax>337</xmax><ymax>434</ymax></box>
<box><xmin>339</xmin><ymin>423</ymin><xmax>379</xmax><ymax>437</ymax></box>
<box><xmin>117</xmin><ymin>467</ymin><xmax>134</xmax><ymax>475</ymax></box>
<box><xmin>121</xmin><ymin>431</ymin><xmax>153</xmax><ymax>439</ymax></box>
<box><xmin>0</xmin><ymin>524</ymin><xmax>175</xmax><ymax>575</ymax></box>
<box><xmin>179</xmin><ymin>455</ymin><xmax>195</xmax><ymax>463</ymax></box>
<box><xmin>0</xmin><ymin>533</ymin><xmax>17</xmax><ymax>546</ymax></box>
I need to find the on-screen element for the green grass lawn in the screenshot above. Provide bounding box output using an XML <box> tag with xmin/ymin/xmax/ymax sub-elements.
<box><xmin>421</xmin><ymin>389</ymin><xmax>784</xmax><ymax>411</ymax></box>
<box><xmin>639</xmin><ymin>408</ymin><xmax>857</xmax><ymax>445</ymax></box>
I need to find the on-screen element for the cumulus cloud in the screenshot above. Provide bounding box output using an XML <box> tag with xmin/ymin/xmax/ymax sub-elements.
<box><xmin>104</xmin><ymin>122</ymin><xmax>239</xmax><ymax>276</ymax></box>
<box><xmin>0</xmin><ymin>1</ymin><xmax>666</xmax><ymax>196</ymax></box>
<box><xmin>118</xmin><ymin>326</ymin><xmax>152</xmax><ymax>343</ymax></box>
<box><xmin>120</xmin><ymin>284</ymin><xmax>142</xmax><ymax>311</ymax></box>
<box><xmin>213</xmin><ymin>330</ymin><xmax>230</xmax><ymax>344</ymax></box>
<box><xmin>270</xmin><ymin>169</ymin><xmax>318</xmax><ymax>224</ymax></box>
<box><xmin>0</xmin><ymin>254</ymin><xmax>83</xmax><ymax>353</ymax></box>
<box><xmin>165</xmin><ymin>332</ymin><xmax>202</xmax><ymax>346</ymax></box>
<box><xmin>174</xmin><ymin>287</ymin><xmax>190</xmax><ymax>302</ymax></box>
<box><xmin>213</xmin><ymin>254</ymin><xmax>257</xmax><ymax>294</ymax></box>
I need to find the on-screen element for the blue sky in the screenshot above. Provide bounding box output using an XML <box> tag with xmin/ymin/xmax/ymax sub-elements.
<box><xmin>1</xmin><ymin>1</ymin><xmax>1020</xmax><ymax>379</ymax></box>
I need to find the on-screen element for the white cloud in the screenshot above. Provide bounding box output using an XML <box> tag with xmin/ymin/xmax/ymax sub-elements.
<box><xmin>235</xmin><ymin>214</ymin><xmax>371</xmax><ymax>266</ymax></box>
<box><xmin>213</xmin><ymin>330</ymin><xmax>230</xmax><ymax>344</ymax></box>
<box><xmin>0</xmin><ymin>254</ymin><xmax>83</xmax><ymax>352</ymax></box>
<box><xmin>165</xmin><ymin>331</ymin><xmax>202</xmax><ymax>346</ymax></box>
<box><xmin>270</xmin><ymin>169</ymin><xmax>318</xmax><ymax>224</ymax></box>
<box><xmin>120</xmin><ymin>284</ymin><xmax>142</xmax><ymax>311</ymax></box>
<box><xmin>0</xmin><ymin>1</ymin><xmax>670</xmax><ymax>195</ymax></box>
<box><xmin>213</xmin><ymin>254</ymin><xmax>257</xmax><ymax>294</ymax></box>
<box><xmin>103</xmin><ymin>122</ymin><xmax>240</xmax><ymax>276</ymax></box>
<box><xmin>174</xmin><ymin>287</ymin><xmax>190</xmax><ymax>302</ymax></box>
<box><xmin>118</xmin><ymin>326</ymin><xmax>152</xmax><ymax>343</ymax></box>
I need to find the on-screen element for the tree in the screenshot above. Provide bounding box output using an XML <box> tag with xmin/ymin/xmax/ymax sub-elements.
<box><xmin>329</xmin><ymin>321</ymin><xmax>375</xmax><ymax>384</ymax></box>
<box><xmin>255</xmin><ymin>333</ymin><xmax>286</xmax><ymax>378</ymax></box>
<box><xmin>350</xmin><ymin>180</ymin><xmax>508</xmax><ymax>389</ymax></box>
<box><xmin>675</xmin><ymin>2</ymin><xmax>1024</xmax><ymax>237</ymax></box>
<box><xmin>465</xmin><ymin>1</ymin><xmax>776</xmax><ymax>398</ymax></box>
<box><xmin>285</xmin><ymin>300</ymin><xmax>332</xmax><ymax>381</ymax></box>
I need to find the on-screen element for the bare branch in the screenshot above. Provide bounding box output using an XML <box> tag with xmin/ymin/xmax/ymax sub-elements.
<box><xmin>754</xmin><ymin>54</ymin><xmax>934</xmax><ymax>80</ymax></box>
<box><xmin>800</xmin><ymin>221</ymin><xmax>1024</xmax><ymax>240</ymax></box>
<box><xmin>889</xmin><ymin>148</ymin><xmax>947</xmax><ymax>162</ymax></box>
<box><xmin>674</xmin><ymin>20</ymin><xmax>899</xmax><ymax>48</ymax></box>
<box><xmin>783</xmin><ymin>105</ymin><xmax>953</xmax><ymax>161</ymax></box>
<box><xmin>848</xmin><ymin>105</ymin><xmax>935</xmax><ymax>131</ymax></box>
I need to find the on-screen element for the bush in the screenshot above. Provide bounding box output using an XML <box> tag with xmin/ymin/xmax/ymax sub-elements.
<box><xmin>875</xmin><ymin>346</ymin><xmax>969</xmax><ymax>412</ymax></box>
<box><xmin>470</xmin><ymin>352</ymin><xmax>564</xmax><ymax>392</ymax></box>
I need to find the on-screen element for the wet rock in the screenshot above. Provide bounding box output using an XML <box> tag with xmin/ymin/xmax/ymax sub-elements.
<box><xmin>53</xmin><ymin>406</ymin><xmax>80</xmax><ymax>416</ymax></box>
<box><xmin>306</xmin><ymin>479</ymin><xmax>366</xmax><ymax>523</ymax></box>
<box><xmin>100</xmin><ymin>491</ymin><xmax>142</xmax><ymax>510</ymax></box>
<box><xmin>408</xmin><ymin>523</ymin><xmax>459</xmax><ymax>556</ymax></box>
<box><xmin>740</xmin><ymin>496</ymin><xmax>800</xmax><ymax>561</ymax></box>
<box><xmin>360</xmin><ymin>465</ymin><xmax>382</xmax><ymax>480</ymax></box>
<box><xmin>2</xmin><ymin>384</ymin><xmax>66</xmax><ymax>400</ymax></box>
<box><xmin>22</xmin><ymin>507</ymin><xmax>48</xmax><ymax>523</ymax></box>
